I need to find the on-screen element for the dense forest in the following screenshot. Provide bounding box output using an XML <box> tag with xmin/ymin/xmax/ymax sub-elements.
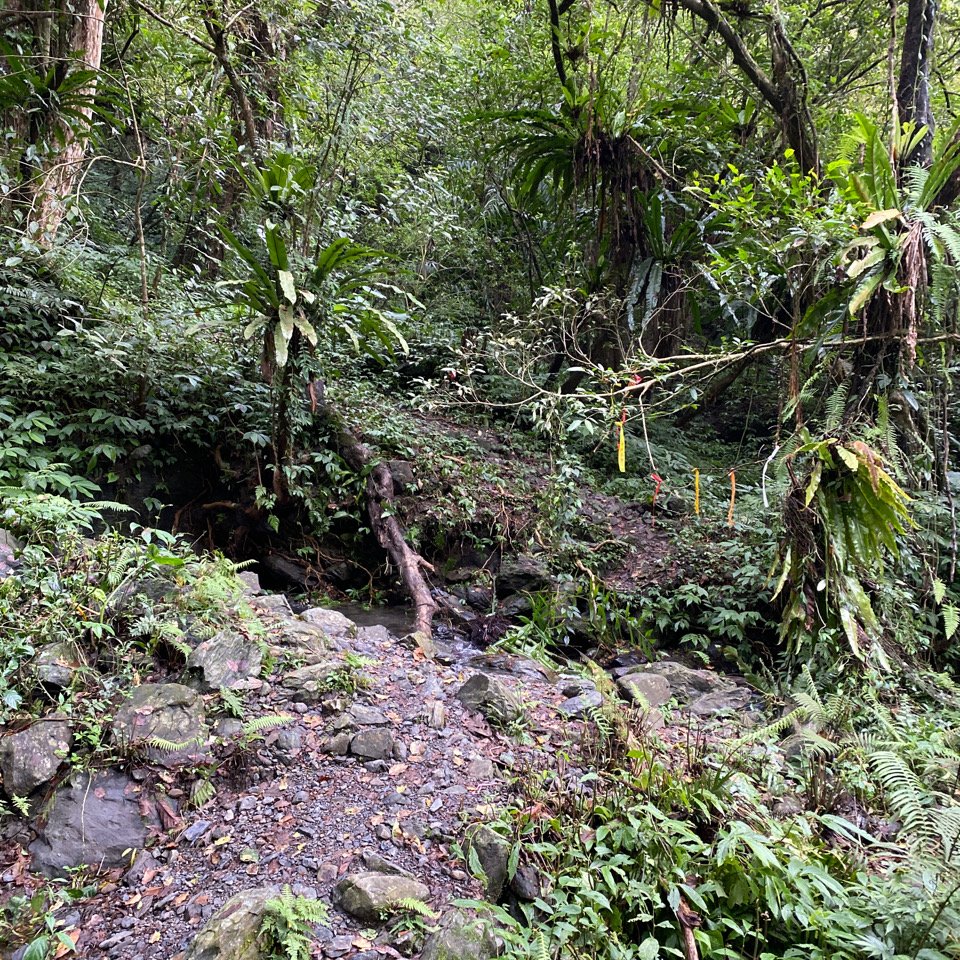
<box><xmin>2</xmin><ymin>0</ymin><xmax>960</xmax><ymax>958</ymax></box>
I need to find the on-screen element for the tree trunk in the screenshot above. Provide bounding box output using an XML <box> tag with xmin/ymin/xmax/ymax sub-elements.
<box><xmin>321</xmin><ymin>401</ymin><xmax>438</xmax><ymax>638</ymax></box>
<box><xmin>30</xmin><ymin>0</ymin><xmax>107</xmax><ymax>245</ymax></box>
<box><xmin>898</xmin><ymin>0</ymin><xmax>937</xmax><ymax>167</ymax></box>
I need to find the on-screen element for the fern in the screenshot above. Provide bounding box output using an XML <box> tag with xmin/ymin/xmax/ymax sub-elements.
<box><xmin>147</xmin><ymin>734</ymin><xmax>203</xmax><ymax>752</ymax></box>
<box><xmin>391</xmin><ymin>897</ymin><xmax>438</xmax><ymax>919</ymax></box>
<box><xmin>189</xmin><ymin>778</ymin><xmax>216</xmax><ymax>809</ymax></box>
<box><xmin>259</xmin><ymin>886</ymin><xmax>329</xmax><ymax>960</ymax></box>
<box><xmin>219</xmin><ymin>685</ymin><xmax>246</xmax><ymax>719</ymax></box>
<box><xmin>241</xmin><ymin>714</ymin><xmax>293</xmax><ymax>740</ymax></box>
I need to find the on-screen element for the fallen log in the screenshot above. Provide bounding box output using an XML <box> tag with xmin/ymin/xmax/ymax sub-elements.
<box><xmin>321</xmin><ymin>401</ymin><xmax>438</xmax><ymax>637</ymax></box>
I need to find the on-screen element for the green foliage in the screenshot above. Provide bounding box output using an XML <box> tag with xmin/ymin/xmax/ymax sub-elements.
<box><xmin>259</xmin><ymin>886</ymin><xmax>329</xmax><ymax>960</ymax></box>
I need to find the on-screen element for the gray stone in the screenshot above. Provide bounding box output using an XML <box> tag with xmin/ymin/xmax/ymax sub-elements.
<box><xmin>185</xmin><ymin>630</ymin><xmax>263</xmax><ymax>692</ymax></box>
<box><xmin>360</xmin><ymin>850</ymin><xmax>415</xmax><ymax>879</ymax></box>
<box><xmin>498</xmin><ymin>594</ymin><xmax>532</xmax><ymax>619</ymax></box>
<box><xmin>111</xmin><ymin>683</ymin><xmax>207</xmax><ymax>765</ymax></box>
<box><xmin>0</xmin><ymin>528</ymin><xmax>22</xmax><ymax>579</ymax></box>
<box><xmin>616</xmin><ymin>672</ymin><xmax>671</xmax><ymax>707</ymax></box>
<box><xmin>236</xmin><ymin>571</ymin><xmax>262</xmax><ymax>596</ymax></box>
<box><xmin>465</xmin><ymin>756</ymin><xmax>495</xmax><ymax>780</ymax></box>
<box><xmin>0</xmin><ymin>718</ymin><xmax>71</xmax><ymax>798</ymax></box>
<box><xmin>349</xmin><ymin>704</ymin><xmax>389</xmax><ymax>726</ymax></box>
<box><xmin>627</xmin><ymin>661</ymin><xmax>736</xmax><ymax>702</ymax></box>
<box><xmin>387</xmin><ymin>460</ymin><xmax>416</xmax><ymax>492</ymax></box>
<box><xmin>510</xmin><ymin>863</ymin><xmax>541</xmax><ymax>901</ymax></box>
<box><xmin>28</xmin><ymin>770</ymin><xmax>154</xmax><ymax>878</ymax></box>
<box><xmin>497</xmin><ymin>555</ymin><xmax>552</xmax><ymax>595</ymax></box>
<box><xmin>688</xmin><ymin>687</ymin><xmax>753</xmax><ymax>716</ymax></box>
<box><xmin>280</xmin><ymin>662</ymin><xmax>340</xmax><ymax>703</ymax></box>
<box><xmin>184</xmin><ymin>886</ymin><xmax>280</xmax><ymax>960</ymax></box>
<box><xmin>465</xmin><ymin>826</ymin><xmax>509</xmax><ymax>901</ymax></box>
<box><xmin>350</xmin><ymin>729</ymin><xmax>395</xmax><ymax>761</ymax></box>
<box><xmin>356</xmin><ymin>625</ymin><xmax>394</xmax><ymax>645</ymax></box>
<box><xmin>251</xmin><ymin>594</ymin><xmax>293</xmax><ymax>617</ymax></box>
<box><xmin>33</xmin><ymin>641</ymin><xmax>84</xmax><ymax>689</ymax></box>
<box><xmin>300</xmin><ymin>608</ymin><xmax>356</xmax><ymax>638</ymax></box>
<box><xmin>421</xmin><ymin>909</ymin><xmax>498</xmax><ymax>960</ymax></box>
<box><xmin>456</xmin><ymin>674</ymin><xmax>522</xmax><ymax>727</ymax></box>
<box><xmin>332</xmin><ymin>872</ymin><xmax>429</xmax><ymax>922</ymax></box>
<box><xmin>557</xmin><ymin>690</ymin><xmax>603</xmax><ymax>718</ymax></box>
<box><xmin>327</xmin><ymin>733</ymin><xmax>352</xmax><ymax>756</ymax></box>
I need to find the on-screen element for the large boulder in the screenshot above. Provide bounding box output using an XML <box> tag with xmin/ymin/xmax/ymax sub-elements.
<box><xmin>621</xmin><ymin>661</ymin><xmax>736</xmax><ymax>703</ymax></box>
<box><xmin>615</xmin><ymin>672</ymin><xmax>671</xmax><ymax>708</ymax></box>
<box><xmin>28</xmin><ymin>770</ymin><xmax>154</xmax><ymax>878</ymax></box>
<box><xmin>300</xmin><ymin>607</ymin><xmax>356</xmax><ymax>638</ymax></box>
<box><xmin>111</xmin><ymin>683</ymin><xmax>207</xmax><ymax>765</ymax></box>
<box><xmin>184</xmin><ymin>887</ymin><xmax>280</xmax><ymax>960</ymax></box>
<box><xmin>456</xmin><ymin>674</ymin><xmax>522</xmax><ymax>727</ymax></box>
<box><xmin>332</xmin><ymin>873</ymin><xmax>429</xmax><ymax>922</ymax></box>
<box><xmin>421</xmin><ymin>909</ymin><xmax>499</xmax><ymax>960</ymax></box>
<box><xmin>496</xmin><ymin>555</ymin><xmax>552</xmax><ymax>596</ymax></box>
<box><xmin>0</xmin><ymin>717</ymin><xmax>72</xmax><ymax>798</ymax></box>
<box><xmin>185</xmin><ymin>630</ymin><xmax>263</xmax><ymax>692</ymax></box>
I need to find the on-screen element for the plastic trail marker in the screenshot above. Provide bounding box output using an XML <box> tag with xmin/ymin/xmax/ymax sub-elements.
<box><xmin>693</xmin><ymin>468</ymin><xmax>700</xmax><ymax>516</ymax></box>
<box><xmin>617</xmin><ymin>409</ymin><xmax>627</xmax><ymax>473</ymax></box>
<box><xmin>727</xmin><ymin>470</ymin><xmax>736</xmax><ymax>528</ymax></box>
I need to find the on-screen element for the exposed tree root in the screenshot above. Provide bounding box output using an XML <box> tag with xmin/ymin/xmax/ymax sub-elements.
<box><xmin>321</xmin><ymin>400</ymin><xmax>438</xmax><ymax>637</ymax></box>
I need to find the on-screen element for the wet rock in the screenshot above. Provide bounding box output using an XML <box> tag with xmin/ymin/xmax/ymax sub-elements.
<box><xmin>356</xmin><ymin>625</ymin><xmax>394</xmax><ymax>645</ymax></box>
<box><xmin>688</xmin><ymin>687</ymin><xmax>753</xmax><ymax>716</ymax></box>
<box><xmin>326</xmin><ymin>733</ymin><xmax>352</xmax><ymax>756</ymax></box>
<box><xmin>348</xmin><ymin>704</ymin><xmax>389</xmax><ymax>726</ymax></box>
<box><xmin>332</xmin><ymin>872</ymin><xmax>429</xmax><ymax>922</ymax></box>
<box><xmin>387</xmin><ymin>460</ymin><xmax>416</xmax><ymax>492</ymax></box>
<box><xmin>185</xmin><ymin>630</ymin><xmax>263</xmax><ymax>691</ymax></box>
<box><xmin>184</xmin><ymin>886</ymin><xmax>280</xmax><ymax>960</ymax></box>
<box><xmin>465</xmin><ymin>825</ymin><xmax>509</xmax><ymax>901</ymax></box>
<box><xmin>350</xmin><ymin>729</ymin><xmax>395</xmax><ymax>761</ymax></box>
<box><xmin>300</xmin><ymin>607</ymin><xmax>356</xmax><ymax>638</ymax></box>
<box><xmin>111</xmin><ymin>683</ymin><xmax>207</xmax><ymax>765</ymax></box>
<box><xmin>32</xmin><ymin>641</ymin><xmax>83</xmax><ymax>689</ymax></box>
<box><xmin>496</xmin><ymin>555</ymin><xmax>552</xmax><ymax>595</ymax></box>
<box><xmin>467</xmin><ymin>652</ymin><xmax>554</xmax><ymax>683</ymax></box>
<box><xmin>28</xmin><ymin>770</ymin><xmax>154</xmax><ymax>878</ymax></box>
<box><xmin>280</xmin><ymin>662</ymin><xmax>340</xmax><ymax>703</ymax></box>
<box><xmin>421</xmin><ymin>908</ymin><xmax>499</xmax><ymax>960</ymax></box>
<box><xmin>456</xmin><ymin>674</ymin><xmax>522</xmax><ymax>727</ymax></box>
<box><xmin>557</xmin><ymin>690</ymin><xmax>603</xmax><ymax>718</ymax></box>
<box><xmin>498</xmin><ymin>594</ymin><xmax>532</xmax><ymax>619</ymax></box>
<box><xmin>615</xmin><ymin>672</ymin><xmax>671</xmax><ymax>708</ymax></box>
<box><xmin>0</xmin><ymin>717</ymin><xmax>71</xmax><ymax>798</ymax></box>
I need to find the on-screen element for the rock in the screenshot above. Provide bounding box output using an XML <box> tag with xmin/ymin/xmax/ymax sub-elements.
<box><xmin>615</xmin><ymin>672</ymin><xmax>671</xmax><ymax>708</ymax></box>
<box><xmin>275</xmin><ymin>622</ymin><xmax>331</xmax><ymax>662</ymax></box>
<box><xmin>236</xmin><ymin>571</ymin><xmax>262</xmax><ymax>596</ymax></box>
<box><xmin>688</xmin><ymin>687</ymin><xmax>753</xmax><ymax>716</ymax></box>
<box><xmin>300</xmin><ymin>607</ymin><xmax>356</xmax><ymax>638</ymax></box>
<box><xmin>498</xmin><ymin>594</ymin><xmax>532</xmax><ymax>619</ymax></box>
<box><xmin>356</xmin><ymin>625</ymin><xmax>394</xmax><ymax>645</ymax></box>
<box><xmin>185</xmin><ymin>630</ymin><xmax>263</xmax><ymax>692</ymax></box>
<box><xmin>251</xmin><ymin>593</ymin><xmax>293</xmax><ymax>617</ymax></box>
<box><xmin>0</xmin><ymin>528</ymin><xmax>22</xmax><ymax>579</ymax></box>
<box><xmin>772</xmin><ymin>795</ymin><xmax>805</xmax><ymax>819</ymax></box>
<box><xmin>465</xmin><ymin>826</ymin><xmax>509</xmax><ymax>901</ymax></box>
<box><xmin>0</xmin><ymin>718</ymin><xmax>71</xmax><ymax>797</ymax></box>
<box><xmin>28</xmin><ymin>770</ymin><xmax>154</xmax><ymax>878</ymax></box>
<box><xmin>350</xmin><ymin>729</ymin><xmax>395</xmax><ymax>761</ymax></box>
<box><xmin>327</xmin><ymin>733</ymin><xmax>353</xmax><ymax>756</ymax></box>
<box><xmin>467</xmin><ymin>652</ymin><xmax>554</xmax><ymax>683</ymax></box>
<box><xmin>626</xmin><ymin>661</ymin><xmax>736</xmax><ymax>702</ymax></box>
<box><xmin>280</xmin><ymin>662</ymin><xmax>340</xmax><ymax>703</ymax></box>
<box><xmin>387</xmin><ymin>460</ymin><xmax>416</xmax><ymax>492</ymax></box>
<box><xmin>557</xmin><ymin>690</ymin><xmax>603</xmax><ymax>718</ymax></box>
<box><xmin>348</xmin><ymin>704</ymin><xmax>389</xmax><ymax>726</ymax></box>
<box><xmin>332</xmin><ymin>872</ymin><xmax>429</xmax><ymax>922</ymax></box>
<box><xmin>510</xmin><ymin>863</ymin><xmax>541</xmax><ymax>901</ymax></box>
<box><xmin>184</xmin><ymin>886</ymin><xmax>280</xmax><ymax>960</ymax></box>
<box><xmin>360</xmin><ymin>850</ymin><xmax>415</xmax><ymax>879</ymax></box>
<box><xmin>32</xmin><ymin>641</ymin><xmax>83</xmax><ymax>689</ymax></box>
<box><xmin>421</xmin><ymin>909</ymin><xmax>499</xmax><ymax>960</ymax></box>
<box><xmin>465</xmin><ymin>756</ymin><xmax>495</xmax><ymax>780</ymax></box>
<box><xmin>111</xmin><ymin>683</ymin><xmax>207</xmax><ymax>765</ymax></box>
<box><xmin>496</xmin><ymin>555</ymin><xmax>552</xmax><ymax>595</ymax></box>
<box><xmin>456</xmin><ymin>674</ymin><xmax>522</xmax><ymax>727</ymax></box>
<box><xmin>105</xmin><ymin>577</ymin><xmax>175</xmax><ymax>618</ymax></box>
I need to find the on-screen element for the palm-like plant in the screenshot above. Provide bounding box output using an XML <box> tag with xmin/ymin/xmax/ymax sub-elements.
<box><xmin>220</xmin><ymin>154</ymin><xmax>408</xmax><ymax>497</ymax></box>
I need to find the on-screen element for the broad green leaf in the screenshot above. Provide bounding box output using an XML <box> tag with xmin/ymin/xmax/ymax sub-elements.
<box><xmin>278</xmin><ymin>269</ymin><xmax>297</xmax><ymax>305</ymax></box>
<box><xmin>860</xmin><ymin>208</ymin><xmax>902</xmax><ymax>231</ymax></box>
<box><xmin>294</xmin><ymin>315</ymin><xmax>318</xmax><ymax>347</ymax></box>
<box><xmin>278</xmin><ymin>304</ymin><xmax>295</xmax><ymax>340</ymax></box>
<box><xmin>835</xmin><ymin>446</ymin><xmax>859</xmax><ymax>472</ymax></box>
<box><xmin>846</xmin><ymin>247</ymin><xmax>886</xmax><ymax>280</ymax></box>
<box><xmin>273</xmin><ymin>324</ymin><xmax>288</xmax><ymax>367</ymax></box>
